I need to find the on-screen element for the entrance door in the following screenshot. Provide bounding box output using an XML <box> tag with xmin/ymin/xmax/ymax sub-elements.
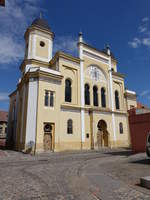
<box><xmin>103</xmin><ymin>130</ymin><xmax>109</xmax><ymax>147</ymax></box>
<box><xmin>97</xmin><ymin>120</ymin><xmax>109</xmax><ymax>147</ymax></box>
<box><xmin>43</xmin><ymin>123</ymin><xmax>54</xmax><ymax>151</ymax></box>
<box><xmin>44</xmin><ymin>132</ymin><xmax>52</xmax><ymax>151</ymax></box>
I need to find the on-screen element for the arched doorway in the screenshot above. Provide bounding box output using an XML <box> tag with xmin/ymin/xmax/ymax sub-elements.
<box><xmin>97</xmin><ymin>120</ymin><xmax>109</xmax><ymax>147</ymax></box>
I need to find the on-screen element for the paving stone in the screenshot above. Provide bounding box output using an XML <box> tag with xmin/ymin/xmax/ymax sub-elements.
<box><xmin>0</xmin><ymin>149</ymin><xmax>149</xmax><ymax>200</ymax></box>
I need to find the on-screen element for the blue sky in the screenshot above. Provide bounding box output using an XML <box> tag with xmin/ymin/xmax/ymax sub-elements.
<box><xmin>0</xmin><ymin>0</ymin><xmax>150</xmax><ymax>111</ymax></box>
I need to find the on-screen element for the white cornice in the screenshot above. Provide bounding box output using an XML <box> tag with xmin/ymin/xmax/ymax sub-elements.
<box><xmin>126</xmin><ymin>89</ymin><xmax>136</xmax><ymax>95</ymax></box>
<box><xmin>26</xmin><ymin>65</ymin><xmax>62</xmax><ymax>76</ymax></box>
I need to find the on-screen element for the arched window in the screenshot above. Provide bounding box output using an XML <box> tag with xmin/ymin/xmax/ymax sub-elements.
<box><xmin>93</xmin><ymin>85</ymin><xmax>98</xmax><ymax>106</ymax></box>
<box><xmin>65</xmin><ymin>79</ymin><xmax>72</xmax><ymax>102</ymax></box>
<box><xmin>119</xmin><ymin>123</ymin><xmax>123</xmax><ymax>134</ymax></box>
<box><xmin>85</xmin><ymin>84</ymin><xmax>90</xmax><ymax>105</ymax></box>
<box><xmin>115</xmin><ymin>90</ymin><xmax>120</xmax><ymax>109</ymax></box>
<box><xmin>101</xmin><ymin>87</ymin><xmax>106</xmax><ymax>108</ymax></box>
<box><xmin>67</xmin><ymin>119</ymin><xmax>73</xmax><ymax>134</ymax></box>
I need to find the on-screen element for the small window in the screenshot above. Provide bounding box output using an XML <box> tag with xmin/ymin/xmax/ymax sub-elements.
<box><xmin>0</xmin><ymin>127</ymin><xmax>2</xmax><ymax>134</ymax></box>
<box><xmin>44</xmin><ymin>123</ymin><xmax>52</xmax><ymax>132</ymax></box>
<box><xmin>93</xmin><ymin>85</ymin><xmax>98</xmax><ymax>106</ymax></box>
<box><xmin>85</xmin><ymin>84</ymin><xmax>90</xmax><ymax>105</ymax></box>
<box><xmin>115</xmin><ymin>90</ymin><xmax>120</xmax><ymax>110</ymax></box>
<box><xmin>67</xmin><ymin>119</ymin><xmax>73</xmax><ymax>134</ymax></box>
<box><xmin>40</xmin><ymin>41</ymin><xmax>45</xmax><ymax>47</ymax></box>
<box><xmin>86</xmin><ymin>133</ymin><xmax>89</xmax><ymax>138</ymax></box>
<box><xmin>44</xmin><ymin>91</ymin><xmax>54</xmax><ymax>107</ymax></box>
<box><xmin>45</xmin><ymin>91</ymin><xmax>49</xmax><ymax>106</ymax></box>
<box><xmin>5</xmin><ymin>127</ymin><xmax>7</xmax><ymax>134</ymax></box>
<box><xmin>50</xmin><ymin>92</ymin><xmax>54</xmax><ymax>107</ymax></box>
<box><xmin>119</xmin><ymin>123</ymin><xmax>123</xmax><ymax>134</ymax></box>
<box><xmin>65</xmin><ymin>79</ymin><xmax>72</xmax><ymax>102</ymax></box>
<box><xmin>101</xmin><ymin>87</ymin><xmax>106</xmax><ymax>108</ymax></box>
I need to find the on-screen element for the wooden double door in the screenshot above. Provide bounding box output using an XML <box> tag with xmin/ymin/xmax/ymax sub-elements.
<box><xmin>43</xmin><ymin>123</ymin><xmax>55</xmax><ymax>151</ymax></box>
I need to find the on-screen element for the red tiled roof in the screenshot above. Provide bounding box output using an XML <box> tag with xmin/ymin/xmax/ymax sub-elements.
<box><xmin>137</xmin><ymin>102</ymin><xmax>149</xmax><ymax>109</ymax></box>
<box><xmin>0</xmin><ymin>111</ymin><xmax>8</xmax><ymax>122</ymax></box>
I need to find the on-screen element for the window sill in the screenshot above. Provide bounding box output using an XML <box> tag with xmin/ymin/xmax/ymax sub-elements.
<box><xmin>44</xmin><ymin>106</ymin><xmax>54</xmax><ymax>110</ymax></box>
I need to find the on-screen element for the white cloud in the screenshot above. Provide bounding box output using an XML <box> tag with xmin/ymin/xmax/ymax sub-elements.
<box><xmin>129</xmin><ymin>17</ymin><xmax>150</xmax><ymax>49</ymax></box>
<box><xmin>142</xmin><ymin>38</ymin><xmax>150</xmax><ymax>46</ymax></box>
<box><xmin>0</xmin><ymin>0</ymin><xmax>41</xmax><ymax>67</ymax></box>
<box><xmin>142</xmin><ymin>17</ymin><xmax>149</xmax><ymax>22</ymax></box>
<box><xmin>0</xmin><ymin>34</ymin><xmax>24</xmax><ymax>64</ymax></box>
<box><xmin>54</xmin><ymin>36</ymin><xmax>78</xmax><ymax>56</ymax></box>
<box><xmin>138</xmin><ymin>25</ymin><xmax>147</xmax><ymax>33</ymax></box>
<box><xmin>0</xmin><ymin>93</ymin><xmax>9</xmax><ymax>101</ymax></box>
<box><xmin>140</xmin><ymin>90</ymin><xmax>150</xmax><ymax>97</ymax></box>
<box><xmin>128</xmin><ymin>38</ymin><xmax>141</xmax><ymax>48</ymax></box>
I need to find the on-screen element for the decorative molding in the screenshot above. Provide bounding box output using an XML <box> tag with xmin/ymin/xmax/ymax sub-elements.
<box><xmin>50</xmin><ymin>51</ymin><xmax>80</xmax><ymax>66</ymax></box>
<box><xmin>112</xmin><ymin>71</ymin><xmax>125</xmax><ymax>78</ymax></box>
<box><xmin>83</xmin><ymin>50</ymin><xmax>109</xmax><ymax>64</ymax></box>
<box><xmin>60</xmin><ymin>57</ymin><xmax>80</xmax><ymax>67</ymax></box>
<box><xmin>85</xmin><ymin>65</ymin><xmax>107</xmax><ymax>83</ymax></box>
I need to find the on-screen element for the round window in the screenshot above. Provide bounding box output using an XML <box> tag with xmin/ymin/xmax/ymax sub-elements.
<box><xmin>44</xmin><ymin>124</ymin><xmax>52</xmax><ymax>132</ymax></box>
<box><xmin>40</xmin><ymin>41</ymin><xmax>45</xmax><ymax>47</ymax></box>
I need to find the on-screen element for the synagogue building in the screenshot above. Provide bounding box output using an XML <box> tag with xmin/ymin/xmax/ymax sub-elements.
<box><xmin>7</xmin><ymin>18</ymin><xmax>137</xmax><ymax>152</ymax></box>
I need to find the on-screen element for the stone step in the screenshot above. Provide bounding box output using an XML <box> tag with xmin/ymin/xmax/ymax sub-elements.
<box><xmin>140</xmin><ymin>176</ymin><xmax>150</xmax><ymax>189</ymax></box>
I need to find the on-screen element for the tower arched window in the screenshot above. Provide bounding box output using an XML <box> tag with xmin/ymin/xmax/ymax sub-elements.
<box><xmin>85</xmin><ymin>84</ymin><xmax>90</xmax><ymax>105</ymax></box>
<box><xmin>115</xmin><ymin>90</ymin><xmax>120</xmax><ymax>110</ymax></box>
<box><xmin>65</xmin><ymin>79</ymin><xmax>72</xmax><ymax>102</ymax></box>
<box><xmin>93</xmin><ymin>85</ymin><xmax>98</xmax><ymax>106</ymax></box>
<box><xmin>101</xmin><ymin>87</ymin><xmax>106</xmax><ymax>108</ymax></box>
<box><xmin>119</xmin><ymin>122</ymin><xmax>123</xmax><ymax>134</ymax></box>
<box><xmin>67</xmin><ymin>119</ymin><xmax>73</xmax><ymax>134</ymax></box>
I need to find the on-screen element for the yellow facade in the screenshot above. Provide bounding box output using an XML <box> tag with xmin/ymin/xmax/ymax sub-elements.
<box><xmin>7</xmin><ymin>18</ymin><xmax>137</xmax><ymax>153</ymax></box>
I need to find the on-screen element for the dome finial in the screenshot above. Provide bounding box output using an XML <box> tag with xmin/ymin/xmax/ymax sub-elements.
<box><xmin>106</xmin><ymin>44</ymin><xmax>111</xmax><ymax>55</ymax></box>
<box><xmin>78</xmin><ymin>31</ymin><xmax>83</xmax><ymax>42</ymax></box>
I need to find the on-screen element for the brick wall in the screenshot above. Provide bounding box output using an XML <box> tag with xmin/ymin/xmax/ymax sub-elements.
<box><xmin>129</xmin><ymin>109</ymin><xmax>150</xmax><ymax>153</ymax></box>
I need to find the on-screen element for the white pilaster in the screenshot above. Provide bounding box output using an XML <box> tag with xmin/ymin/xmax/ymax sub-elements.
<box><xmin>78</xmin><ymin>32</ymin><xmax>85</xmax><ymax>142</ymax></box>
<box><xmin>14</xmin><ymin>91</ymin><xmax>19</xmax><ymax>142</ymax></box>
<box><xmin>32</xmin><ymin>34</ymin><xmax>36</xmax><ymax>59</ymax></box>
<box><xmin>108</xmin><ymin>48</ymin><xmax>116</xmax><ymax>141</ymax></box>
<box><xmin>48</xmin><ymin>38</ymin><xmax>53</xmax><ymax>61</ymax></box>
<box><xmin>25</xmin><ymin>78</ymin><xmax>38</xmax><ymax>147</ymax></box>
<box><xmin>27</xmin><ymin>33</ymin><xmax>32</xmax><ymax>59</ymax></box>
<box><xmin>20</xmin><ymin>85</ymin><xmax>25</xmax><ymax>143</ymax></box>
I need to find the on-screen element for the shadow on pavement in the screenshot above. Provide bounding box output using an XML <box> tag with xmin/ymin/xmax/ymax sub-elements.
<box><xmin>104</xmin><ymin>149</ymin><xmax>133</xmax><ymax>157</ymax></box>
<box><xmin>130</xmin><ymin>159</ymin><xmax>150</xmax><ymax>165</ymax></box>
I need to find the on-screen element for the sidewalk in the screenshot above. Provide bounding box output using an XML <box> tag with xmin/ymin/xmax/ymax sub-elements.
<box><xmin>0</xmin><ymin>147</ymin><xmax>132</xmax><ymax>163</ymax></box>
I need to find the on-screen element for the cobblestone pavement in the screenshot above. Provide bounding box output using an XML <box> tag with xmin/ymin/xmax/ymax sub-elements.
<box><xmin>0</xmin><ymin>149</ymin><xmax>150</xmax><ymax>200</ymax></box>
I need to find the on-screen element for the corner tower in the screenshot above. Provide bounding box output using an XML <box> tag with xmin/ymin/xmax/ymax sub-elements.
<box><xmin>24</xmin><ymin>17</ymin><xmax>54</xmax><ymax>63</ymax></box>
